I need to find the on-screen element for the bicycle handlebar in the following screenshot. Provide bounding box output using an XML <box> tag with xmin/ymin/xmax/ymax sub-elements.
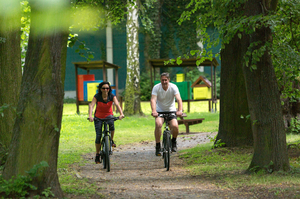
<box><xmin>87</xmin><ymin>117</ymin><xmax>120</xmax><ymax>121</ymax></box>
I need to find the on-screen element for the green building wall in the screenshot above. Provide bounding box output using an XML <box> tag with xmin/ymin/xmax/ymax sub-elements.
<box><xmin>64</xmin><ymin>25</ymin><xmax>145</xmax><ymax>95</ymax></box>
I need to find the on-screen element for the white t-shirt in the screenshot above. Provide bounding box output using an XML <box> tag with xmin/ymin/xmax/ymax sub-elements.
<box><xmin>152</xmin><ymin>82</ymin><xmax>180</xmax><ymax>112</ymax></box>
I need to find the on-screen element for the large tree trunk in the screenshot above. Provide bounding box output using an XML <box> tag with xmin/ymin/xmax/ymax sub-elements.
<box><xmin>243</xmin><ymin>0</ymin><xmax>289</xmax><ymax>172</ymax></box>
<box><xmin>2</xmin><ymin>4</ymin><xmax>69</xmax><ymax>197</ymax></box>
<box><xmin>0</xmin><ymin>8</ymin><xmax>22</xmax><ymax>165</ymax></box>
<box><xmin>216</xmin><ymin>33</ymin><xmax>253</xmax><ymax>147</ymax></box>
<box><xmin>124</xmin><ymin>0</ymin><xmax>143</xmax><ymax>115</ymax></box>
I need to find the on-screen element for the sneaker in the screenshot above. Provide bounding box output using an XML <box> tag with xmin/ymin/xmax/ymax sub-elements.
<box><xmin>172</xmin><ymin>140</ymin><xmax>177</xmax><ymax>152</ymax></box>
<box><xmin>155</xmin><ymin>145</ymin><xmax>161</xmax><ymax>156</ymax></box>
<box><xmin>112</xmin><ymin>140</ymin><xmax>116</xmax><ymax>147</ymax></box>
<box><xmin>95</xmin><ymin>154</ymin><xmax>101</xmax><ymax>164</ymax></box>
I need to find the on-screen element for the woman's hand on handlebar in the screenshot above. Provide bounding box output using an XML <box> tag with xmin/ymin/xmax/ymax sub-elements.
<box><xmin>88</xmin><ymin>116</ymin><xmax>94</xmax><ymax>122</ymax></box>
<box><xmin>119</xmin><ymin>114</ymin><xmax>125</xmax><ymax>120</ymax></box>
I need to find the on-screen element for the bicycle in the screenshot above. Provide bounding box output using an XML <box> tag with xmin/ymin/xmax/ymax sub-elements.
<box><xmin>88</xmin><ymin>116</ymin><xmax>120</xmax><ymax>172</ymax></box>
<box><xmin>158</xmin><ymin>112</ymin><xmax>176</xmax><ymax>171</ymax></box>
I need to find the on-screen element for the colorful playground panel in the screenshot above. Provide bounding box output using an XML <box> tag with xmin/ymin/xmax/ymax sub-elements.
<box><xmin>77</xmin><ymin>74</ymin><xmax>95</xmax><ymax>101</ymax></box>
<box><xmin>193</xmin><ymin>87</ymin><xmax>211</xmax><ymax>100</ymax></box>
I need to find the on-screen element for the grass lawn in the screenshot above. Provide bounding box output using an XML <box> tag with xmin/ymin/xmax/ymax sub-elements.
<box><xmin>60</xmin><ymin>101</ymin><xmax>219</xmax><ymax>167</ymax></box>
<box><xmin>178</xmin><ymin>136</ymin><xmax>300</xmax><ymax>198</ymax></box>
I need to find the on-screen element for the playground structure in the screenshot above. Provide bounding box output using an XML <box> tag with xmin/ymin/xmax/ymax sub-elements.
<box><xmin>73</xmin><ymin>60</ymin><xmax>121</xmax><ymax>114</ymax></box>
<box><xmin>148</xmin><ymin>58</ymin><xmax>219</xmax><ymax>112</ymax></box>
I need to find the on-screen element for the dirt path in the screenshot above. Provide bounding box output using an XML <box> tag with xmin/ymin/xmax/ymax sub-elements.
<box><xmin>71</xmin><ymin>133</ymin><xmax>256</xmax><ymax>199</ymax></box>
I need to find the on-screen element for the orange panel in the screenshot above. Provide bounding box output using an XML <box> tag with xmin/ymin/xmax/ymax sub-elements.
<box><xmin>77</xmin><ymin>74</ymin><xmax>95</xmax><ymax>101</ymax></box>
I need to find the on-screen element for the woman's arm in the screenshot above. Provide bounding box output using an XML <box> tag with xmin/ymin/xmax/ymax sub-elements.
<box><xmin>113</xmin><ymin>96</ymin><xmax>124</xmax><ymax>120</ymax></box>
<box><xmin>88</xmin><ymin>97</ymin><xmax>97</xmax><ymax>122</ymax></box>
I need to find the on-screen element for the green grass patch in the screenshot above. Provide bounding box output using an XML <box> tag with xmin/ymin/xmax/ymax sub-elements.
<box><xmin>179</xmin><ymin>138</ymin><xmax>300</xmax><ymax>196</ymax></box>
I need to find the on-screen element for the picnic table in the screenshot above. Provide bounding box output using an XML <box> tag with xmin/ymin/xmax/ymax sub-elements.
<box><xmin>177</xmin><ymin>112</ymin><xmax>205</xmax><ymax>133</ymax></box>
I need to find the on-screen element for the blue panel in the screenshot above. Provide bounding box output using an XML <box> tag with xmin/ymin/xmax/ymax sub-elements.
<box><xmin>83</xmin><ymin>80</ymin><xmax>103</xmax><ymax>101</ymax></box>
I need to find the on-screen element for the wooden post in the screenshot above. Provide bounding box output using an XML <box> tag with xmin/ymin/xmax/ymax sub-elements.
<box><xmin>150</xmin><ymin>62</ymin><xmax>153</xmax><ymax>88</ymax></box>
<box><xmin>103</xmin><ymin>62</ymin><xmax>107</xmax><ymax>81</ymax></box>
<box><xmin>214</xmin><ymin>66</ymin><xmax>217</xmax><ymax>112</ymax></box>
<box><xmin>115</xmin><ymin>67</ymin><xmax>119</xmax><ymax>113</ymax></box>
<box><xmin>210</xmin><ymin>63</ymin><xmax>214</xmax><ymax>112</ymax></box>
<box><xmin>75</xmin><ymin>64</ymin><xmax>80</xmax><ymax>114</ymax></box>
<box><xmin>115</xmin><ymin>68</ymin><xmax>119</xmax><ymax>99</ymax></box>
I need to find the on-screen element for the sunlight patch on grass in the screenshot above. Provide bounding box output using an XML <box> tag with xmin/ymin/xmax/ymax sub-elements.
<box><xmin>286</xmin><ymin>133</ymin><xmax>300</xmax><ymax>144</ymax></box>
<box><xmin>59</xmin><ymin>173</ymin><xmax>101</xmax><ymax>196</ymax></box>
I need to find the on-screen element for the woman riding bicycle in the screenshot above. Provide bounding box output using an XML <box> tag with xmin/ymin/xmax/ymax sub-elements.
<box><xmin>88</xmin><ymin>81</ymin><xmax>124</xmax><ymax>164</ymax></box>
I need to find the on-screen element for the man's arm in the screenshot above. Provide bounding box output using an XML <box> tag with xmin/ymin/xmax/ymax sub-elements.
<box><xmin>150</xmin><ymin>95</ymin><xmax>158</xmax><ymax>117</ymax></box>
<box><xmin>175</xmin><ymin>93</ymin><xmax>183</xmax><ymax>116</ymax></box>
<box><xmin>88</xmin><ymin>97</ymin><xmax>97</xmax><ymax>122</ymax></box>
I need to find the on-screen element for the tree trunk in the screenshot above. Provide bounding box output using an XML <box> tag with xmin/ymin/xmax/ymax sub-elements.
<box><xmin>124</xmin><ymin>0</ymin><xmax>143</xmax><ymax>115</ymax></box>
<box><xmin>0</xmin><ymin>9</ymin><xmax>22</xmax><ymax>165</ymax></box>
<box><xmin>3</xmin><ymin>4</ymin><xmax>69</xmax><ymax>197</ymax></box>
<box><xmin>216</xmin><ymin>33</ymin><xmax>253</xmax><ymax>147</ymax></box>
<box><xmin>243</xmin><ymin>0</ymin><xmax>289</xmax><ymax>172</ymax></box>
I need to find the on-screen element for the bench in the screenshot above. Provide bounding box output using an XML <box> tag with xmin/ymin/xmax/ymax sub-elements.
<box><xmin>177</xmin><ymin>113</ymin><xmax>205</xmax><ymax>133</ymax></box>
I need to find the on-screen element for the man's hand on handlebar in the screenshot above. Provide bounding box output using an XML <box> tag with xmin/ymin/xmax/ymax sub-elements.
<box><xmin>119</xmin><ymin>114</ymin><xmax>125</xmax><ymax>120</ymax></box>
<box><xmin>151</xmin><ymin>111</ymin><xmax>158</xmax><ymax>117</ymax></box>
<box><xmin>176</xmin><ymin>110</ymin><xmax>183</xmax><ymax>117</ymax></box>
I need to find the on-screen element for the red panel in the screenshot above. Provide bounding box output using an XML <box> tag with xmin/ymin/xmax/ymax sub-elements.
<box><xmin>77</xmin><ymin>74</ymin><xmax>95</xmax><ymax>101</ymax></box>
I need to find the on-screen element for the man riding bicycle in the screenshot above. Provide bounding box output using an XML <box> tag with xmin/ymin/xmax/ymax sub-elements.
<box><xmin>88</xmin><ymin>81</ymin><xmax>124</xmax><ymax>164</ymax></box>
<box><xmin>150</xmin><ymin>72</ymin><xmax>183</xmax><ymax>156</ymax></box>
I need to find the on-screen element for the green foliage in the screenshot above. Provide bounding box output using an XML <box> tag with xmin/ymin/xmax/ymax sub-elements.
<box><xmin>21</xmin><ymin>1</ymin><xmax>31</xmax><ymax>67</ymax></box>
<box><xmin>179</xmin><ymin>0</ymin><xmax>300</xmax><ymax>120</ymax></box>
<box><xmin>161</xmin><ymin>0</ymin><xmax>199</xmax><ymax>59</ymax></box>
<box><xmin>0</xmin><ymin>161</ymin><xmax>51</xmax><ymax>198</ymax></box>
<box><xmin>140</xmin><ymin>0</ymin><xmax>162</xmax><ymax>60</ymax></box>
<box><xmin>140</xmin><ymin>70</ymin><xmax>152</xmax><ymax>101</ymax></box>
<box><xmin>249</xmin><ymin>161</ymin><xmax>274</xmax><ymax>174</ymax></box>
<box><xmin>0</xmin><ymin>142</ymin><xmax>8</xmax><ymax>166</ymax></box>
<box><xmin>273</xmin><ymin>0</ymin><xmax>300</xmax><ymax>101</ymax></box>
<box><xmin>68</xmin><ymin>33</ymin><xmax>95</xmax><ymax>62</ymax></box>
<box><xmin>287</xmin><ymin>117</ymin><xmax>300</xmax><ymax>134</ymax></box>
<box><xmin>213</xmin><ymin>139</ymin><xmax>226</xmax><ymax>149</ymax></box>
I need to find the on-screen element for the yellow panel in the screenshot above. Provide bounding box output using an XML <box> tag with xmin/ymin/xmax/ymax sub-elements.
<box><xmin>193</xmin><ymin>87</ymin><xmax>211</xmax><ymax>100</ymax></box>
<box><xmin>176</xmin><ymin>74</ymin><xmax>185</xmax><ymax>82</ymax></box>
<box><xmin>87</xmin><ymin>83</ymin><xmax>99</xmax><ymax>101</ymax></box>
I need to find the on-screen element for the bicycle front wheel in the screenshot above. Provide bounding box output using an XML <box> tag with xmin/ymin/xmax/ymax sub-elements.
<box><xmin>164</xmin><ymin>132</ymin><xmax>170</xmax><ymax>171</ymax></box>
<box><xmin>104</xmin><ymin>136</ymin><xmax>110</xmax><ymax>172</ymax></box>
<box><xmin>102</xmin><ymin>141</ymin><xmax>106</xmax><ymax>169</ymax></box>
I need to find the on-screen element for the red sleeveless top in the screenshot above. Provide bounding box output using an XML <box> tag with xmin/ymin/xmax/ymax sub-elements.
<box><xmin>94</xmin><ymin>93</ymin><xmax>115</xmax><ymax>119</ymax></box>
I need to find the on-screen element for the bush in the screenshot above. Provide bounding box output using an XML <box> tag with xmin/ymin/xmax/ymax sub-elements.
<box><xmin>0</xmin><ymin>161</ymin><xmax>54</xmax><ymax>198</ymax></box>
<box><xmin>288</xmin><ymin>117</ymin><xmax>300</xmax><ymax>134</ymax></box>
<box><xmin>140</xmin><ymin>71</ymin><xmax>152</xmax><ymax>101</ymax></box>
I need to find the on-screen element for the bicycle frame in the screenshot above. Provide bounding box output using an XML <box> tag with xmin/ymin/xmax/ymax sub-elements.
<box><xmin>92</xmin><ymin>117</ymin><xmax>119</xmax><ymax>172</ymax></box>
<box><xmin>158</xmin><ymin>112</ymin><xmax>176</xmax><ymax>171</ymax></box>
